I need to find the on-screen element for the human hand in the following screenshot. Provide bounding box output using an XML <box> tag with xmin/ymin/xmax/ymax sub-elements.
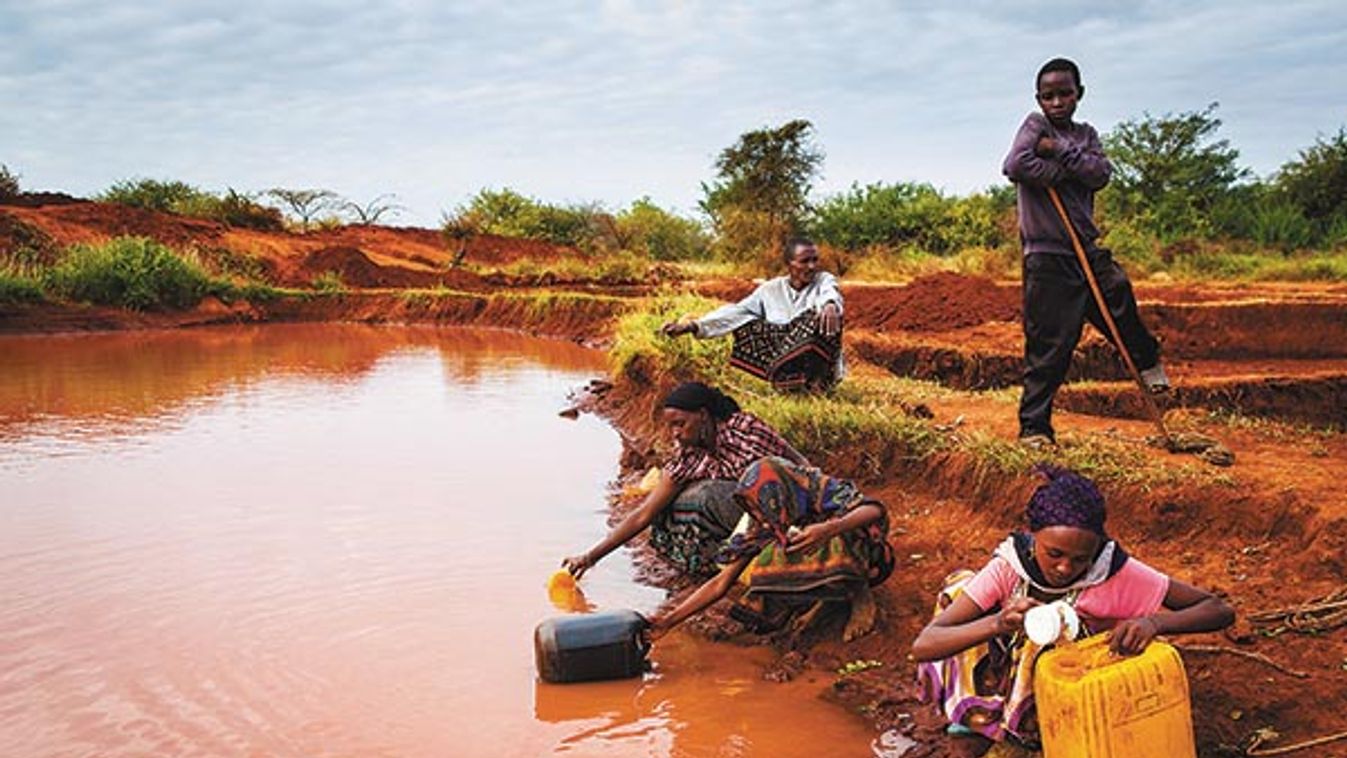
<box><xmin>995</xmin><ymin>597</ymin><xmax>1041</xmax><ymax>635</ymax></box>
<box><xmin>1035</xmin><ymin>135</ymin><xmax>1057</xmax><ymax>157</ymax></box>
<box><xmin>561</xmin><ymin>552</ymin><xmax>596</xmax><ymax>579</ymax></box>
<box><xmin>817</xmin><ymin>302</ymin><xmax>842</xmax><ymax>338</ymax></box>
<box><xmin>1108</xmin><ymin>617</ymin><xmax>1159</xmax><ymax>656</ymax></box>
<box><xmin>660</xmin><ymin>320</ymin><xmax>695</xmax><ymax>337</ymax></box>
<box><xmin>786</xmin><ymin>522</ymin><xmax>835</xmax><ymax>554</ymax></box>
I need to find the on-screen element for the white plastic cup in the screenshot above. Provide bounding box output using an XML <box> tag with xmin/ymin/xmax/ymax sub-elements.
<box><xmin>1024</xmin><ymin>601</ymin><xmax>1080</xmax><ymax>646</ymax></box>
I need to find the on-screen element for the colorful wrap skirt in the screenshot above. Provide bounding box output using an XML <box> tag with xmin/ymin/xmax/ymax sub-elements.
<box><xmin>649</xmin><ymin>479</ymin><xmax>742</xmax><ymax>577</ymax></box>
<box><xmin>916</xmin><ymin>570</ymin><xmax>1045</xmax><ymax>746</ymax></box>
<box><xmin>723</xmin><ymin>457</ymin><xmax>895</xmax><ymax>599</ymax></box>
<box><xmin>730</xmin><ymin>310</ymin><xmax>841</xmax><ymax>392</ymax></box>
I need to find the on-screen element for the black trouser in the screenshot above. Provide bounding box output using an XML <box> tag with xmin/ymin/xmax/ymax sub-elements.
<box><xmin>1019</xmin><ymin>250</ymin><xmax>1160</xmax><ymax>439</ymax></box>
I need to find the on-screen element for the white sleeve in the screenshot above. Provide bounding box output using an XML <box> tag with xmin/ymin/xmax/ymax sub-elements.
<box><xmin>694</xmin><ymin>286</ymin><xmax>765</xmax><ymax>338</ymax></box>
<box><xmin>816</xmin><ymin>272</ymin><xmax>843</xmax><ymax>315</ymax></box>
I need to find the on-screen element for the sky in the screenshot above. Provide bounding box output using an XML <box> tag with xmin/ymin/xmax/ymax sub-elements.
<box><xmin>3</xmin><ymin>1</ymin><xmax>1346</xmax><ymax>227</ymax></box>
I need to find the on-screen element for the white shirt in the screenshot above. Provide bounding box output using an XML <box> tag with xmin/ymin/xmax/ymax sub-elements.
<box><xmin>694</xmin><ymin>271</ymin><xmax>846</xmax><ymax>377</ymax></box>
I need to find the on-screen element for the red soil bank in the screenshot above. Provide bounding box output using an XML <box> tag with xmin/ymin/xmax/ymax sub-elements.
<box><xmin>843</xmin><ymin>273</ymin><xmax>1021</xmax><ymax>332</ymax></box>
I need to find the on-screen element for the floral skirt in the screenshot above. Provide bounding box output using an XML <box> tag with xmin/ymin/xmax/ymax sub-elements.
<box><xmin>916</xmin><ymin>570</ymin><xmax>1044</xmax><ymax>746</ymax></box>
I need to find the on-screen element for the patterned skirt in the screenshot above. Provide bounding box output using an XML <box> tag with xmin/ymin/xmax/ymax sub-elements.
<box><xmin>730</xmin><ymin>310</ymin><xmax>841</xmax><ymax>392</ymax></box>
<box><xmin>649</xmin><ymin>479</ymin><xmax>742</xmax><ymax>577</ymax></box>
<box><xmin>916</xmin><ymin>570</ymin><xmax>1045</xmax><ymax>746</ymax></box>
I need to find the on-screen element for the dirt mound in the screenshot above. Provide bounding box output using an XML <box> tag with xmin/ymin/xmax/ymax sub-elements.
<box><xmin>850</xmin><ymin>272</ymin><xmax>1020</xmax><ymax>332</ymax></box>
<box><xmin>293</xmin><ymin>245</ymin><xmax>484</xmax><ymax>290</ymax></box>
<box><xmin>3</xmin><ymin>202</ymin><xmax>225</xmax><ymax>249</ymax></box>
<box><xmin>0</xmin><ymin>211</ymin><xmax>61</xmax><ymax>263</ymax></box>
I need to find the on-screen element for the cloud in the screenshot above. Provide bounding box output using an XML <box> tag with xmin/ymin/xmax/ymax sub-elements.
<box><xmin>2</xmin><ymin>1</ymin><xmax>1345</xmax><ymax>223</ymax></box>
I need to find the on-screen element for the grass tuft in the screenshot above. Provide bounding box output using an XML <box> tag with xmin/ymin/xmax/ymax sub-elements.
<box><xmin>44</xmin><ymin>237</ymin><xmax>213</xmax><ymax>311</ymax></box>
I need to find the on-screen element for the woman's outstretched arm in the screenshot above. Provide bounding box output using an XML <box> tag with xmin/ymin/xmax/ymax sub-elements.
<box><xmin>563</xmin><ymin>471</ymin><xmax>680</xmax><ymax>579</ymax></box>
<box><xmin>648</xmin><ymin>555</ymin><xmax>754</xmax><ymax>637</ymax></box>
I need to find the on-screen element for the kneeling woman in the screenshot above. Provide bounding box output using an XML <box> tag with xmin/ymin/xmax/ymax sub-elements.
<box><xmin>564</xmin><ymin>382</ymin><xmax>808</xmax><ymax>579</ymax></box>
<box><xmin>648</xmin><ymin>457</ymin><xmax>895</xmax><ymax>641</ymax></box>
<box><xmin>911</xmin><ymin>466</ymin><xmax>1234</xmax><ymax>751</ymax></box>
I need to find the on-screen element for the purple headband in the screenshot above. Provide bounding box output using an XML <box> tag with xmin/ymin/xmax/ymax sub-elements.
<box><xmin>1026</xmin><ymin>465</ymin><xmax>1107</xmax><ymax>535</ymax></box>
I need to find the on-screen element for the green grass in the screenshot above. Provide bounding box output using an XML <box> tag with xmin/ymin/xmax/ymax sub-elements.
<box><xmin>608</xmin><ymin>292</ymin><xmax>734</xmax><ymax>382</ymax></box>
<box><xmin>309</xmin><ymin>271</ymin><xmax>347</xmax><ymax>295</ymax></box>
<box><xmin>44</xmin><ymin>237</ymin><xmax>215</xmax><ymax>311</ymax></box>
<box><xmin>471</xmin><ymin>252</ymin><xmax>654</xmax><ymax>283</ymax></box>
<box><xmin>607</xmin><ymin>293</ymin><xmax>944</xmax><ymax>464</ymax></box>
<box><xmin>607</xmin><ymin>292</ymin><xmax>1245</xmax><ymax>492</ymax></box>
<box><xmin>1161</xmin><ymin>248</ymin><xmax>1347</xmax><ymax>282</ymax></box>
<box><xmin>1200</xmin><ymin>407</ymin><xmax>1342</xmax><ymax>438</ymax></box>
<box><xmin>0</xmin><ymin>268</ymin><xmax>44</xmax><ymax>304</ymax></box>
<box><xmin>824</xmin><ymin>241</ymin><xmax>1347</xmax><ymax>283</ymax></box>
<box><xmin>958</xmin><ymin>429</ymin><xmax>1232</xmax><ymax>490</ymax></box>
<box><xmin>4</xmin><ymin>237</ymin><xmax>286</xmax><ymax>309</ymax></box>
<box><xmin>838</xmin><ymin>245</ymin><xmax>1020</xmax><ymax>282</ymax></box>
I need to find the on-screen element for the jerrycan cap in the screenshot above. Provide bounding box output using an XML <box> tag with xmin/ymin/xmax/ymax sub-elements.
<box><xmin>1024</xmin><ymin>601</ymin><xmax>1080</xmax><ymax>646</ymax></box>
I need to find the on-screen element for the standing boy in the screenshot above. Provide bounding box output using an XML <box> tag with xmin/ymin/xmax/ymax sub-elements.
<box><xmin>1003</xmin><ymin>57</ymin><xmax>1168</xmax><ymax>447</ymax></box>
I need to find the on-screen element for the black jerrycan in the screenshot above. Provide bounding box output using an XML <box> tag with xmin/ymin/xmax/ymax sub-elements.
<box><xmin>534</xmin><ymin>610</ymin><xmax>650</xmax><ymax>684</ymax></box>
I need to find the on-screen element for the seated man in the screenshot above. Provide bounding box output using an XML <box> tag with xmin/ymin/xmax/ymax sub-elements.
<box><xmin>662</xmin><ymin>237</ymin><xmax>844</xmax><ymax>392</ymax></box>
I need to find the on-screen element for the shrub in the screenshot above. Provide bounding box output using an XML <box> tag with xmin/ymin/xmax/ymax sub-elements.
<box><xmin>812</xmin><ymin>182</ymin><xmax>948</xmax><ymax>252</ymax></box>
<box><xmin>310</xmin><ymin>270</ymin><xmax>347</xmax><ymax>294</ymax></box>
<box><xmin>1100</xmin><ymin>219</ymin><xmax>1162</xmax><ymax>273</ymax></box>
<box><xmin>98</xmin><ymin>179</ymin><xmax>284</xmax><ymax>230</ymax></box>
<box><xmin>99</xmin><ymin>178</ymin><xmax>204</xmax><ymax>212</ymax></box>
<box><xmin>840</xmin><ymin>246</ymin><xmax>946</xmax><ymax>282</ymax></box>
<box><xmin>0</xmin><ymin>164</ymin><xmax>19</xmax><ymax>200</ymax></box>
<box><xmin>811</xmin><ymin>182</ymin><xmax>1011</xmax><ymax>255</ymax></box>
<box><xmin>211</xmin><ymin>189</ymin><xmax>285</xmax><ymax>230</ymax></box>
<box><xmin>614</xmin><ymin>198</ymin><xmax>710</xmax><ymax>260</ymax></box>
<box><xmin>0</xmin><ymin>269</ymin><xmax>43</xmax><ymax>304</ymax></box>
<box><xmin>445</xmin><ymin>188</ymin><xmax>610</xmax><ymax>249</ymax></box>
<box><xmin>45</xmin><ymin>237</ymin><xmax>212</xmax><ymax>310</ymax></box>
<box><xmin>951</xmin><ymin>245</ymin><xmax>1021</xmax><ymax>279</ymax></box>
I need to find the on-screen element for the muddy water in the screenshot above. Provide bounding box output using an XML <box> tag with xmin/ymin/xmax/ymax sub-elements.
<box><xmin>0</xmin><ymin>324</ymin><xmax>879</xmax><ymax>757</ymax></box>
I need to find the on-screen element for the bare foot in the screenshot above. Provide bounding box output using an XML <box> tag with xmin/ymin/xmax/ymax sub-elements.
<box><xmin>843</xmin><ymin>585</ymin><xmax>877</xmax><ymax>642</ymax></box>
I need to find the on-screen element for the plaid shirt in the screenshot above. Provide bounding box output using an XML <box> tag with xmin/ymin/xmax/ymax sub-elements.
<box><xmin>662</xmin><ymin>412</ymin><xmax>804</xmax><ymax>485</ymax></box>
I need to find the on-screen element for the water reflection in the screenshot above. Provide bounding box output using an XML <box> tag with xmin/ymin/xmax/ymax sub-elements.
<box><xmin>0</xmin><ymin>323</ymin><xmax>601</xmax><ymax>440</ymax></box>
<box><xmin>0</xmin><ymin>324</ymin><xmax>877</xmax><ymax>757</ymax></box>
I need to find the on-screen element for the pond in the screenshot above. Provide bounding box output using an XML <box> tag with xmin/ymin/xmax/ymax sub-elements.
<box><xmin>0</xmin><ymin>324</ymin><xmax>879</xmax><ymax>756</ymax></box>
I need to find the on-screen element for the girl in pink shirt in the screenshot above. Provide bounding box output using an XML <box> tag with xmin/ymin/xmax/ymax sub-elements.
<box><xmin>911</xmin><ymin>465</ymin><xmax>1233</xmax><ymax>753</ymax></box>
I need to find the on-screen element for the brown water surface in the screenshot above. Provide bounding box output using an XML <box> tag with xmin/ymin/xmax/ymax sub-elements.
<box><xmin>0</xmin><ymin>324</ymin><xmax>879</xmax><ymax>757</ymax></box>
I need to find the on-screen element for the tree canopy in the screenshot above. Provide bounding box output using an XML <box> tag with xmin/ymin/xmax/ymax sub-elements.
<box><xmin>700</xmin><ymin>119</ymin><xmax>823</xmax><ymax>260</ymax></box>
<box><xmin>1103</xmin><ymin>103</ymin><xmax>1249</xmax><ymax>241</ymax></box>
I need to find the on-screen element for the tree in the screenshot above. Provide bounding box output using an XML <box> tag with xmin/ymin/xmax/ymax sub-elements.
<box><xmin>343</xmin><ymin>194</ymin><xmax>405</xmax><ymax>225</ymax></box>
<box><xmin>1276</xmin><ymin>128</ymin><xmax>1347</xmax><ymax>226</ymax></box>
<box><xmin>1103</xmin><ymin>103</ymin><xmax>1249</xmax><ymax>240</ymax></box>
<box><xmin>700</xmin><ymin>119</ymin><xmax>823</xmax><ymax>260</ymax></box>
<box><xmin>265</xmin><ymin>188</ymin><xmax>343</xmax><ymax>228</ymax></box>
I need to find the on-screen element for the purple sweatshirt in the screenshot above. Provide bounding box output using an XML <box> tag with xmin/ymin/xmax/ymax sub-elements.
<box><xmin>1002</xmin><ymin>112</ymin><xmax>1112</xmax><ymax>256</ymax></box>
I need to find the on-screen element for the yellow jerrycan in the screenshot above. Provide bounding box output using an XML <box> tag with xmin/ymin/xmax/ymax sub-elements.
<box><xmin>1035</xmin><ymin>633</ymin><xmax>1196</xmax><ymax>758</ymax></box>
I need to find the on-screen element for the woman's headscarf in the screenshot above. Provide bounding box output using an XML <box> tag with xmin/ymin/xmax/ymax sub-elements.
<box><xmin>997</xmin><ymin>465</ymin><xmax>1126</xmax><ymax>594</ymax></box>
<box><xmin>661</xmin><ymin>381</ymin><xmax>741</xmax><ymax>420</ymax></box>
<box><xmin>1026</xmin><ymin>464</ymin><xmax>1107</xmax><ymax>535</ymax></box>
<box><xmin>720</xmin><ymin>457</ymin><xmax>895</xmax><ymax>586</ymax></box>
